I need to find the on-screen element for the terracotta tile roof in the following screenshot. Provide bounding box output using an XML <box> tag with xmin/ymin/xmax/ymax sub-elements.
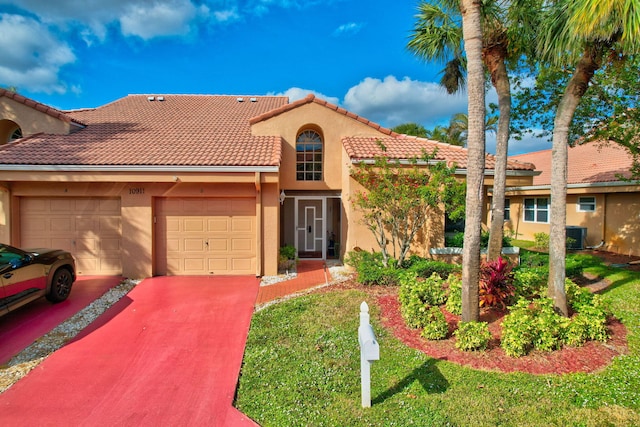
<box><xmin>510</xmin><ymin>141</ymin><xmax>634</xmax><ymax>185</ymax></box>
<box><xmin>250</xmin><ymin>94</ymin><xmax>396</xmax><ymax>135</ymax></box>
<box><xmin>0</xmin><ymin>88</ymin><xmax>86</xmax><ymax>127</ymax></box>
<box><xmin>0</xmin><ymin>95</ymin><xmax>288</xmax><ymax>167</ymax></box>
<box><xmin>343</xmin><ymin>135</ymin><xmax>536</xmax><ymax>171</ymax></box>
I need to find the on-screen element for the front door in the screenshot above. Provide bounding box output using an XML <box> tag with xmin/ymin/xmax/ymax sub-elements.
<box><xmin>296</xmin><ymin>199</ymin><xmax>323</xmax><ymax>258</ymax></box>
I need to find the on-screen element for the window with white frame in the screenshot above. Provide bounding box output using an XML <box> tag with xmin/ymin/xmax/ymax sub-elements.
<box><xmin>296</xmin><ymin>130</ymin><xmax>323</xmax><ymax>181</ymax></box>
<box><xmin>504</xmin><ymin>198</ymin><xmax>510</xmax><ymax>221</ymax></box>
<box><xmin>577</xmin><ymin>196</ymin><xmax>596</xmax><ymax>212</ymax></box>
<box><xmin>524</xmin><ymin>197</ymin><xmax>549</xmax><ymax>223</ymax></box>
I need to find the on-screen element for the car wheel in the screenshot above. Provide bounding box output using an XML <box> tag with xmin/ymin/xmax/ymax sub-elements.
<box><xmin>46</xmin><ymin>268</ymin><xmax>74</xmax><ymax>303</ymax></box>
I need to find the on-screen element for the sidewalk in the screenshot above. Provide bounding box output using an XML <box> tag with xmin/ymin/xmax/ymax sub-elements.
<box><xmin>256</xmin><ymin>260</ymin><xmax>331</xmax><ymax>305</ymax></box>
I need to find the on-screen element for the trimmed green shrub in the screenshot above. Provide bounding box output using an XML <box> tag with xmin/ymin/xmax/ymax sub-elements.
<box><xmin>444</xmin><ymin>231</ymin><xmax>465</xmax><ymax>248</ymax></box>
<box><xmin>345</xmin><ymin>250</ymin><xmax>400</xmax><ymax>286</ymax></box>
<box><xmin>444</xmin><ymin>230</ymin><xmax>512</xmax><ymax>248</ymax></box>
<box><xmin>501</xmin><ymin>298</ymin><xmax>535</xmax><ymax>357</ymax></box>
<box><xmin>407</xmin><ymin>259</ymin><xmax>461</xmax><ymax>279</ymax></box>
<box><xmin>420</xmin><ymin>306</ymin><xmax>449</xmax><ymax>340</ymax></box>
<box><xmin>513</xmin><ymin>267</ymin><xmax>548</xmax><ymax>299</ymax></box>
<box><xmin>398</xmin><ymin>272</ymin><xmax>447</xmax><ymax>328</ymax></box>
<box><xmin>445</xmin><ymin>274</ymin><xmax>462</xmax><ymax>315</ymax></box>
<box><xmin>454</xmin><ymin>321</ymin><xmax>491</xmax><ymax>351</ymax></box>
<box><xmin>530</xmin><ymin>298</ymin><xmax>568</xmax><ymax>352</ymax></box>
<box><xmin>533</xmin><ymin>232</ymin><xmax>550</xmax><ymax>250</ymax></box>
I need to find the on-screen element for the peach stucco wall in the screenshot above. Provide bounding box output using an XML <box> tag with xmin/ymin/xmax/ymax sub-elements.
<box><xmin>1</xmin><ymin>172</ymin><xmax>279</xmax><ymax>278</ymax></box>
<box><xmin>504</xmin><ymin>186</ymin><xmax>640</xmax><ymax>256</ymax></box>
<box><xmin>0</xmin><ymin>97</ymin><xmax>72</xmax><ymax>142</ymax></box>
<box><xmin>252</xmin><ymin>102</ymin><xmax>388</xmax><ymax>191</ymax></box>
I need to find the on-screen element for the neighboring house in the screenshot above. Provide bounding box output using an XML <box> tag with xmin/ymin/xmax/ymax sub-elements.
<box><xmin>504</xmin><ymin>141</ymin><xmax>640</xmax><ymax>256</ymax></box>
<box><xmin>0</xmin><ymin>89</ymin><xmax>536</xmax><ymax>278</ymax></box>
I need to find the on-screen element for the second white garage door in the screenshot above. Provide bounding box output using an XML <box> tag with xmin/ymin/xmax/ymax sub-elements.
<box><xmin>155</xmin><ymin>197</ymin><xmax>256</xmax><ymax>275</ymax></box>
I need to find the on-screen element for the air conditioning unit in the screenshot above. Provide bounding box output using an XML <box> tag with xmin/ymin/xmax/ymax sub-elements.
<box><xmin>566</xmin><ymin>226</ymin><xmax>587</xmax><ymax>250</ymax></box>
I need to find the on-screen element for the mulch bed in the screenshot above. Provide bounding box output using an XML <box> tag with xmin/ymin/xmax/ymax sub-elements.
<box><xmin>377</xmin><ymin>288</ymin><xmax>627</xmax><ymax>375</ymax></box>
<box><xmin>319</xmin><ymin>249</ymin><xmax>635</xmax><ymax>375</ymax></box>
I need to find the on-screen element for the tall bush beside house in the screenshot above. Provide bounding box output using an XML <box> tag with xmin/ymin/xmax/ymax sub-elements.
<box><xmin>350</xmin><ymin>147</ymin><xmax>464</xmax><ymax>268</ymax></box>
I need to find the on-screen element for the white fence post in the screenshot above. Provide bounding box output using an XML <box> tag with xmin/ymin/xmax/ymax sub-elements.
<box><xmin>358</xmin><ymin>301</ymin><xmax>379</xmax><ymax>408</ymax></box>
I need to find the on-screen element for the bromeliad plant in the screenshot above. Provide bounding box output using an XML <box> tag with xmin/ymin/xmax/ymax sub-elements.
<box><xmin>479</xmin><ymin>257</ymin><xmax>515</xmax><ymax>309</ymax></box>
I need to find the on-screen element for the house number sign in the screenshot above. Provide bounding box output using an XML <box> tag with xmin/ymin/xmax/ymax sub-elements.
<box><xmin>129</xmin><ymin>187</ymin><xmax>145</xmax><ymax>195</ymax></box>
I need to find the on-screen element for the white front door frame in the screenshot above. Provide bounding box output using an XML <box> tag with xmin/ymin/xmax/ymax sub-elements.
<box><xmin>294</xmin><ymin>196</ymin><xmax>327</xmax><ymax>260</ymax></box>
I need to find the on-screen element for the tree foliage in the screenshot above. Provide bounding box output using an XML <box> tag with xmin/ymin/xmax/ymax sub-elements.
<box><xmin>350</xmin><ymin>147</ymin><xmax>465</xmax><ymax>267</ymax></box>
<box><xmin>392</xmin><ymin>122</ymin><xmax>429</xmax><ymax>138</ymax></box>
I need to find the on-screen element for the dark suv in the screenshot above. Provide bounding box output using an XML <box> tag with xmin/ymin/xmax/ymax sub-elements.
<box><xmin>0</xmin><ymin>243</ymin><xmax>76</xmax><ymax>317</ymax></box>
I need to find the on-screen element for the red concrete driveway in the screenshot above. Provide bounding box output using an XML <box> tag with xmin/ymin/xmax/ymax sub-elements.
<box><xmin>0</xmin><ymin>276</ymin><xmax>260</xmax><ymax>427</ymax></box>
<box><xmin>0</xmin><ymin>276</ymin><xmax>123</xmax><ymax>365</ymax></box>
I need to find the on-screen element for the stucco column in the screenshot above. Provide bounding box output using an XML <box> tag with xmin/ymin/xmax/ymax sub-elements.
<box><xmin>120</xmin><ymin>186</ymin><xmax>154</xmax><ymax>279</ymax></box>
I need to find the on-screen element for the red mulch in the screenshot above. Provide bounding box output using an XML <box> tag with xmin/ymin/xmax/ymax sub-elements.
<box><xmin>319</xmin><ymin>251</ymin><xmax>633</xmax><ymax>375</ymax></box>
<box><xmin>377</xmin><ymin>288</ymin><xmax>627</xmax><ymax>375</ymax></box>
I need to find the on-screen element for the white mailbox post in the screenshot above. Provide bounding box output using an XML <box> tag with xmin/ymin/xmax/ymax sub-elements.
<box><xmin>358</xmin><ymin>301</ymin><xmax>379</xmax><ymax>408</ymax></box>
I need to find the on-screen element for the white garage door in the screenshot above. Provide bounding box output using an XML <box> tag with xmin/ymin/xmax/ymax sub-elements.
<box><xmin>155</xmin><ymin>197</ymin><xmax>256</xmax><ymax>275</ymax></box>
<box><xmin>20</xmin><ymin>197</ymin><xmax>122</xmax><ymax>275</ymax></box>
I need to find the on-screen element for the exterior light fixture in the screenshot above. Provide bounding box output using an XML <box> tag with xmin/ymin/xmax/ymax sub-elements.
<box><xmin>280</xmin><ymin>190</ymin><xmax>286</xmax><ymax>205</ymax></box>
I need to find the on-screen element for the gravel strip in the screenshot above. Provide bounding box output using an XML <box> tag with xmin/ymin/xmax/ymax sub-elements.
<box><xmin>0</xmin><ymin>279</ymin><xmax>139</xmax><ymax>394</ymax></box>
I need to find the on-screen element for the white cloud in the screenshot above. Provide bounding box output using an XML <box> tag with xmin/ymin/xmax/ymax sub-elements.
<box><xmin>120</xmin><ymin>0</ymin><xmax>207</xmax><ymax>40</ymax></box>
<box><xmin>343</xmin><ymin>75</ymin><xmax>469</xmax><ymax>128</ymax></box>
<box><xmin>4</xmin><ymin>0</ymin><xmax>227</xmax><ymax>42</ymax></box>
<box><xmin>333</xmin><ymin>22</ymin><xmax>364</xmax><ymax>36</ymax></box>
<box><xmin>270</xmin><ymin>87</ymin><xmax>340</xmax><ymax>105</ymax></box>
<box><xmin>0</xmin><ymin>14</ymin><xmax>75</xmax><ymax>94</ymax></box>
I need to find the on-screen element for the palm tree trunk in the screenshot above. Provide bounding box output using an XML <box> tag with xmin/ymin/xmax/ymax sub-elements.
<box><xmin>485</xmin><ymin>46</ymin><xmax>510</xmax><ymax>261</ymax></box>
<box><xmin>549</xmin><ymin>46</ymin><xmax>602</xmax><ymax>316</ymax></box>
<box><xmin>460</xmin><ymin>0</ymin><xmax>485</xmax><ymax>322</ymax></box>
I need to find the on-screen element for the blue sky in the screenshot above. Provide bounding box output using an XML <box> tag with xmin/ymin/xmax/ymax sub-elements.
<box><xmin>0</xmin><ymin>0</ymin><xmax>548</xmax><ymax>154</ymax></box>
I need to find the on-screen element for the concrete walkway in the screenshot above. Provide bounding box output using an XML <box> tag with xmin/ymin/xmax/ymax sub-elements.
<box><xmin>256</xmin><ymin>260</ymin><xmax>331</xmax><ymax>305</ymax></box>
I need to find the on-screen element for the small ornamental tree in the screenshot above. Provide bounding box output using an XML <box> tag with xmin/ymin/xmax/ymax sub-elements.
<box><xmin>350</xmin><ymin>146</ymin><xmax>465</xmax><ymax>267</ymax></box>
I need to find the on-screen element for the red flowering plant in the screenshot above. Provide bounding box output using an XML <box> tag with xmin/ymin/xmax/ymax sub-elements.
<box><xmin>479</xmin><ymin>256</ymin><xmax>515</xmax><ymax>310</ymax></box>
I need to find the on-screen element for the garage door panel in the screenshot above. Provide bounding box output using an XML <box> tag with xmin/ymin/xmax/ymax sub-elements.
<box><xmin>184</xmin><ymin>239</ymin><xmax>205</xmax><ymax>251</ymax></box>
<box><xmin>231</xmin><ymin>218</ymin><xmax>253</xmax><ymax>232</ymax></box>
<box><xmin>156</xmin><ymin>197</ymin><xmax>256</xmax><ymax>275</ymax></box>
<box><xmin>232</xmin><ymin>238</ymin><xmax>253</xmax><ymax>251</ymax></box>
<box><xmin>51</xmin><ymin>199</ymin><xmax>74</xmax><ymax>212</ymax></box>
<box><xmin>21</xmin><ymin>197</ymin><xmax>122</xmax><ymax>275</ymax></box>
<box><xmin>50</xmin><ymin>218</ymin><xmax>73</xmax><ymax>232</ymax></box>
<box><xmin>184</xmin><ymin>258</ymin><xmax>206</xmax><ymax>272</ymax></box>
<box><xmin>184</xmin><ymin>219</ymin><xmax>205</xmax><ymax>232</ymax></box>
<box><xmin>208</xmin><ymin>258</ymin><xmax>229</xmax><ymax>271</ymax></box>
<box><xmin>209</xmin><ymin>218</ymin><xmax>229</xmax><ymax>232</ymax></box>
<box><xmin>232</xmin><ymin>258</ymin><xmax>253</xmax><ymax>271</ymax></box>
<box><xmin>100</xmin><ymin>238</ymin><xmax>121</xmax><ymax>251</ymax></box>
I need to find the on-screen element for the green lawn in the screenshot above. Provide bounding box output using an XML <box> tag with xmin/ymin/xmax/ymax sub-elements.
<box><xmin>235</xmin><ymin>262</ymin><xmax>640</xmax><ymax>426</ymax></box>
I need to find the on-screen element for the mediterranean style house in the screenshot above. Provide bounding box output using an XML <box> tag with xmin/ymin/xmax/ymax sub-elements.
<box><xmin>0</xmin><ymin>89</ymin><xmax>536</xmax><ymax>278</ymax></box>
<box><xmin>505</xmin><ymin>141</ymin><xmax>640</xmax><ymax>256</ymax></box>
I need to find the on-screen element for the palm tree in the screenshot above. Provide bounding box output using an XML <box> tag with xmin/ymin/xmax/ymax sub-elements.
<box><xmin>459</xmin><ymin>0</ymin><xmax>485</xmax><ymax>322</ymax></box>
<box><xmin>408</xmin><ymin>0</ymin><xmax>541</xmax><ymax>265</ymax></box>
<box><xmin>539</xmin><ymin>0</ymin><xmax>640</xmax><ymax>316</ymax></box>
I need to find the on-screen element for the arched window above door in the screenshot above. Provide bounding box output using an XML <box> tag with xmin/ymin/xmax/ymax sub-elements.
<box><xmin>296</xmin><ymin>129</ymin><xmax>323</xmax><ymax>181</ymax></box>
